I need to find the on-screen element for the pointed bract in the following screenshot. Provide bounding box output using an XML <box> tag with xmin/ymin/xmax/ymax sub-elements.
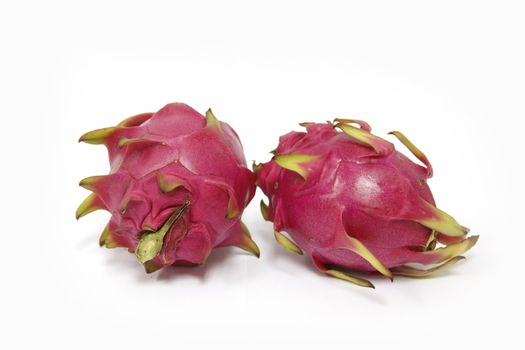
<box><xmin>389</xmin><ymin>130</ymin><xmax>433</xmax><ymax>177</ymax></box>
<box><xmin>79</xmin><ymin>175</ymin><xmax>108</xmax><ymax>192</ymax></box>
<box><xmin>335</xmin><ymin>122</ymin><xmax>393</xmax><ymax>156</ymax></box>
<box><xmin>274</xmin><ymin>154</ymin><xmax>319</xmax><ymax>180</ymax></box>
<box><xmin>392</xmin><ymin>256</ymin><xmax>465</xmax><ymax>278</ymax></box>
<box><xmin>312</xmin><ymin>255</ymin><xmax>374</xmax><ymax>288</ymax></box>
<box><xmin>76</xmin><ymin>193</ymin><xmax>106</xmax><ymax>219</ymax></box>
<box><xmin>205</xmin><ymin>108</ymin><xmax>222</xmax><ymax>131</ymax></box>
<box><xmin>324</xmin><ymin>269</ymin><xmax>375</xmax><ymax>288</ymax></box>
<box><xmin>274</xmin><ymin>231</ymin><xmax>303</xmax><ymax>255</ymax></box>
<box><xmin>157</xmin><ymin>174</ymin><xmax>182</xmax><ymax>193</ymax></box>
<box><xmin>333</xmin><ymin>118</ymin><xmax>372</xmax><ymax>132</ymax></box>
<box><xmin>216</xmin><ymin>221</ymin><xmax>259</xmax><ymax>257</ymax></box>
<box><xmin>238</xmin><ymin>222</ymin><xmax>260</xmax><ymax>257</ymax></box>
<box><xmin>78</xmin><ymin>127</ymin><xmax>119</xmax><ymax>145</ymax></box>
<box><xmin>99</xmin><ymin>224</ymin><xmax>120</xmax><ymax>248</ymax></box>
<box><xmin>421</xmin><ymin>236</ymin><xmax>478</xmax><ymax>265</ymax></box>
<box><xmin>226</xmin><ymin>191</ymin><xmax>240</xmax><ymax>219</ymax></box>
<box><xmin>342</xmin><ymin>234</ymin><xmax>393</xmax><ymax>280</ymax></box>
<box><xmin>260</xmin><ymin>200</ymin><xmax>269</xmax><ymax>221</ymax></box>
<box><xmin>415</xmin><ymin>202</ymin><xmax>470</xmax><ymax>238</ymax></box>
<box><xmin>99</xmin><ymin>224</ymin><xmax>110</xmax><ymax>247</ymax></box>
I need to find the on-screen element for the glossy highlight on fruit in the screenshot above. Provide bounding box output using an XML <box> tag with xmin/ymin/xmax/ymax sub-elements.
<box><xmin>77</xmin><ymin>103</ymin><xmax>259</xmax><ymax>273</ymax></box>
<box><xmin>255</xmin><ymin>119</ymin><xmax>477</xmax><ymax>288</ymax></box>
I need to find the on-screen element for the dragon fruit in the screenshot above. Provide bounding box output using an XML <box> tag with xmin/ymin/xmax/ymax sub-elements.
<box><xmin>255</xmin><ymin>119</ymin><xmax>478</xmax><ymax>288</ymax></box>
<box><xmin>77</xmin><ymin>103</ymin><xmax>259</xmax><ymax>273</ymax></box>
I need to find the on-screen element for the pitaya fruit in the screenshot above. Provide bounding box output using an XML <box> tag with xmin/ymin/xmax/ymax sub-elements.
<box><xmin>255</xmin><ymin>119</ymin><xmax>478</xmax><ymax>288</ymax></box>
<box><xmin>77</xmin><ymin>103</ymin><xmax>259</xmax><ymax>273</ymax></box>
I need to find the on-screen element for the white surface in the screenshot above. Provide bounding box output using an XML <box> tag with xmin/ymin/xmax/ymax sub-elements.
<box><xmin>1</xmin><ymin>1</ymin><xmax>524</xmax><ymax>348</ymax></box>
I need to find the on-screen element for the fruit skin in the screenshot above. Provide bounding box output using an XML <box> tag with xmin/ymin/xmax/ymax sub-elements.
<box><xmin>77</xmin><ymin>103</ymin><xmax>259</xmax><ymax>273</ymax></box>
<box><xmin>255</xmin><ymin>119</ymin><xmax>478</xmax><ymax>288</ymax></box>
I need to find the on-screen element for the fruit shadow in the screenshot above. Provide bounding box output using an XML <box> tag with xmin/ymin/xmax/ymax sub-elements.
<box><xmin>155</xmin><ymin>248</ymin><xmax>253</xmax><ymax>283</ymax></box>
<box><xmin>251</xmin><ymin>223</ymin><xmax>389</xmax><ymax>304</ymax></box>
<box><xmin>102</xmin><ymin>245</ymin><xmax>256</xmax><ymax>285</ymax></box>
<box><xmin>75</xmin><ymin>234</ymin><xmax>96</xmax><ymax>250</ymax></box>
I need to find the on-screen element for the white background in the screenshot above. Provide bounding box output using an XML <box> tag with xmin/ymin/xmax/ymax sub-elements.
<box><xmin>1</xmin><ymin>1</ymin><xmax>524</xmax><ymax>348</ymax></box>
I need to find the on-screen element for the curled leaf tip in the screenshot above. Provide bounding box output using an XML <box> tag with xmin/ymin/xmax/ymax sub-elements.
<box><xmin>388</xmin><ymin>130</ymin><xmax>433</xmax><ymax>177</ymax></box>
<box><xmin>335</xmin><ymin>123</ymin><xmax>392</xmax><ymax>155</ymax></box>
<box><xmin>393</xmin><ymin>256</ymin><xmax>466</xmax><ymax>278</ymax></box>
<box><xmin>422</xmin><ymin>236</ymin><xmax>478</xmax><ymax>265</ymax></box>
<box><xmin>334</xmin><ymin>119</ymin><xmax>372</xmax><ymax>131</ymax></box>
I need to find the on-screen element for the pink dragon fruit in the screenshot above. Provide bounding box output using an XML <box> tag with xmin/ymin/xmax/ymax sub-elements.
<box><xmin>255</xmin><ymin>119</ymin><xmax>478</xmax><ymax>288</ymax></box>
<box><xmin>77</xmin><ymin>103</ymin><xmax>259</xmax><ymax>273</ymax></box>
